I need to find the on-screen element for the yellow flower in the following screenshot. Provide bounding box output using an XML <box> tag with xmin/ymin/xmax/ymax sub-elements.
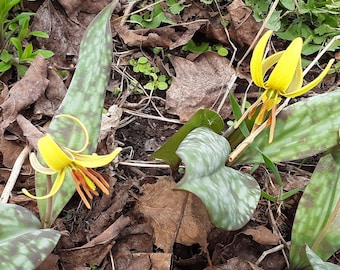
<box><xmin>23</xmin><ymin>115</ymin><xmax>122</xmax><ymax>209</ymax></box>
<box><xmin>236</xmin><ymin>30</ymin><xmax>334</xmax><ymax>143</ymax></box>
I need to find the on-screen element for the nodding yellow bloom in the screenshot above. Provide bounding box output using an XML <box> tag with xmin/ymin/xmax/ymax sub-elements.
<box><xmin>235</xmin><ymin>30</ymin><xmax>334</xmax><ymax>143</ymax></box>
<box><xmin>23</xmin><ymin>115</ymin><xmax>122</xmax><ymax>209</ymax></box>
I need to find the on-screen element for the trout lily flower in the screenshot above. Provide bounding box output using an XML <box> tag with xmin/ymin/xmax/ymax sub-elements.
<box><xmin>23</xmin><ymin>114</ymin><xmax>122</xmax><ymax>209</ymax></box>
<box><xmin>235</xmin><ymin>30</ymin><xmax>334</xmax><ymax>143</ymax></box>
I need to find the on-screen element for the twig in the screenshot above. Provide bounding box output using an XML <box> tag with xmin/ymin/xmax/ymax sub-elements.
<box><xmin>303</xmin><ymin>35</ymin><xmax>340</xmax><ymax>76</ymax></box>
<box><xmin>0</xmin><ymin>144</ymin><xmax>32</xmax><ymax>203</ymax></box>
<box><xmin>236</xmin><ymin>0</ymin><xmax>280</xmax><ymax>70</ymax></box>
<box><xmin>216</xmin><ymin>73</ymin><xmax>237</xmax><ymax>114</ymax></box>
<box><xmin>119</xmin><ymin>160</ymin><xmax>176</xmax><ymax>168</ymax></box>
<box><xmin>122</xmin><ymin>108</ymin><xmax>183</xmax><ymax>124</ymax></box>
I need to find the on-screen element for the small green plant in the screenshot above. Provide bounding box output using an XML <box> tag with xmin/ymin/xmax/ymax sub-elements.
<box><xmin>245</xmin><ymin>0</ymin><xmax>340</xmax><ymax>56</ymax></box>
<box><xmin>130</xmin><ymin>56</ymin><xmax>170</xmax><ymax>90</ymax></box>
<box><xmin>130</xmin><ymin>3</ymin><xmax>175</xmax><ymax>29</ymax></box>
<box><xmin>0</xmin><ymin>0</ymin><xmax>53</xmax><ymax>78</ymax></box>
<box><xmin>182</xmin><ymin>40</ymin><xmax>228</xmax><ymax>56</ymax></box>
<box><xmin>166</xmin><ymin>0</ymin><xmax>190</xmax><ymax>15</ymax></box>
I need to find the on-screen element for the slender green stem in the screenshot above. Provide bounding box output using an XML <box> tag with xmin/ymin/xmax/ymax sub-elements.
<box><xmin>43</xmin><ymin>175</ymin><xmax>53</xmax><ymax>228</ymax></box>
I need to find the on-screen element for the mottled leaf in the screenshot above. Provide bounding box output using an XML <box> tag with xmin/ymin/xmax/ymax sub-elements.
<box><xmin>235</xmin><ymin>89</ymin><xmax>340</xmax><ymax>164</ymax></box>
<box><xmin>152</xmin><ymin>108</ymin><xmax>224</xmax><ymax>169</ymax></box>
<box><xmin>305</xmin><ymin>245</ymin><xmax>340</xmax><ymax>270</ymax></box>
<box><xmin>35</xmin><ymin>1</ymin><xmax>118</xmax><ymax>227</ymax></box>
<box><xmin>0</xmin><ymin>204</ymin><xmax>60</xmax><ymax>270</ymax></box>
<box><xmin>175</xmin><ymin>127</ymin><xmax>260</xmax><ymax>230</ymax></box>
<box><xmin>290</xmin><ymin>151</ymin><xmax>340</xmax><ymax>269</ymax></box>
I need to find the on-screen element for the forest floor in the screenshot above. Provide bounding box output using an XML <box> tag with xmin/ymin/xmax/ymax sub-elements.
<box><xmin>0</xmin><ymin>0</ymin><xmax>339</xmax><ymax>269</ymax></box>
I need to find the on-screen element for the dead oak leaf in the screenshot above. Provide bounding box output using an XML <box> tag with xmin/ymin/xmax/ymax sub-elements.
<box><xmin>136</xmin><ymin>176</ymin><xmax>212</xmax><ymax>253</ymax></box>
<box><xmin>166</xmin><ymin>52</ymin><xmax>234</xmax><ymax>121</ymax></box>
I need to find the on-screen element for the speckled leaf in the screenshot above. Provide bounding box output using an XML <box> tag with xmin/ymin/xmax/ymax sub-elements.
<box><xmin>0</xmin><ymin>204</ymin><xmax>60</xmax><ymax>270</ymax></box>
<box><xmin>290</xmin><ymin>151</ymin><xmax>340</xmax><ymax>270</ymax></box>
<box><xmin>305</xmin><ymin>245</ymin><xmax>340</xmax><ymax>270</ymax></box>
<box><xmin>235</xmin><ymin>89</ymin><xmax>340</xmax><ymax>164</ymax></box>
<box><xmin>175</xmin><ymin>127</ymin><xmax>260</xmax><ymax>230</ymax></box>
<box><xmin>152</xmin><ymin>108</ymin><xmax>224</xmax><ymax>169</ymax></box>
<box><xmin>35</xmin><ymin>1</ymin><xmax>118</xmax><ymax>226</ymax></box>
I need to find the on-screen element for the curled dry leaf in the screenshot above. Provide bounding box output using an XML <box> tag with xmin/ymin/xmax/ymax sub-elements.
<box><xmin>57</xmin><ymin>0</ymin><xmax>112</xmax><ymax>23</ymax></box>
<box><xmin>136</xmin><ymin>176</ymin><xmax>212</xmax><ymax>253</ymax></box>
<box><xmin>227</xmin><ymin>0</ymin><xmax>263</xmax><ymax>47</ymax></box>
<box><xmin>242</xmin><ymin>226</ymin><xmax>281</xmax><ymax>245</ymax></box>
<box><xmin>31</xmin><ymin>0</ymin><xmax>100</xmax><ymax>66</ymax></box>
<box><xmin>33</xmin><ymin>69</ymin><xmax>67</xmax><ymax>119</ymax></box>
<box><xmin>100</xmin><ymin>104</ymin><xmax>122</xmax><ymax>141</ymax></box>
<box><xmin>113</xmin><ymin>22</ymin><xmax>202</xmax><ymax>49</ymax></box>
<box><xmin>166</xmin><ymin>52</ymin><xmax>234</xmax><ymax>121</ymax></box>
<box><xmin>0</xmin><ymin>55</ymin><xmax>48</xmax><ymax>132</ymax></box>
<box><xmin>16</xmin><ymin>114</ymin><xmax>44</xmax><ymax>151</ymax></box>
<box><xmin>58</xmin><ymin>216</ymin><xmax>130</xmax><ymax>266</ymax></box>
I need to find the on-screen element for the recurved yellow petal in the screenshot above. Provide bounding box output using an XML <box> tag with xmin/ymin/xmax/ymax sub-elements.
<box><xmin>288</xmin><ymin>59</ymin><xmax>335</xmax><ymax>98</ymax></box>
<box><xmin>267</xmin><ymin>37</ymin><xmax>303</xmax><ymax>92</ymax></box>
<box><xmin>250</xmin><ymin>30</ymin><xmax>273</xmax><ymax>88</ymax></box>
<box><xmin>74</xmin><ymin>147</ymin><xmax>122</xmax><ymax>168</ymax></box>
<box><xmin>29</xmin><ymin>153</ymin><xmax>56</xmax><ymax>175</ymax></box>
<box><xmin>55</xmin><ymin>114</ymin><xmax>89</xmax><ymax>153</ymax></box>
<box><xmin>22</xmin><ymin>169</ymin><xmax>66</xmax><ymax>199</ymax></box>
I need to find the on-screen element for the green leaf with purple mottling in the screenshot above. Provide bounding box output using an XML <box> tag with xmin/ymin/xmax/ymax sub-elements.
<box><xmin>152</xmin><ymin>108</ymin><xmax>224</xmax><ymax>170</ymax></box>
<box><xmin>0</xmin><ymin>204</ymin><xmax>60</xmax><ymax>270</ymax></box>
<box><xmin>290</xmin><ymin>150</ymin><xmax>340</xmax><ymax>269</ymax></box>
<box><xmin>35</xmin><ymin>1</ymin><xmax>118</xmax><ymax>227</ymax></box>
<box><xmin>176</xmin><ymin>127</ymin><xmax>260</xmax><ymax>230</ymax></box>
<box><xmin>305</xmin><ymin>245</ymin><xmax>340</xmax><ymax>270</ymax></box>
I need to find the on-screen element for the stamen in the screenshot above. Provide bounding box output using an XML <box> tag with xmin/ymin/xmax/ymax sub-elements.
<box><xmin>78</xmin><ymin>167</ymin><xmax>110</xmax><ymax>195</ymax></box>
<box><xmin>70</xmin><ymin>171</ymin><xmax>91</xmax><ymax>209</ymax></box>
<box><xmin>71</xmin><ymin>169</ymin><xmax>93</xmax><ymax>200</ymax></box>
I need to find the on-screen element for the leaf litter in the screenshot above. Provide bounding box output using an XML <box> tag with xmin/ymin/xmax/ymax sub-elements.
<box><xmin>0</xmin><ymin>0</ymin><xmax>338</xmax><ymax>269</ymax></box>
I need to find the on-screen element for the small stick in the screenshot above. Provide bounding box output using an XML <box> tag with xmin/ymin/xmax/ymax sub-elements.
<box><xmin>0</xmin><ymin>144</ymin><xmax>32</xmax><ymax>203</ymax></box>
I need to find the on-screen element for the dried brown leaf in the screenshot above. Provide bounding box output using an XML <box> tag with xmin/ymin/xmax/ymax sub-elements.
<box><xmin>31</xmin><ymin>0</ymin><xmax>99</xmax><ymax>66</ymax></box>
<box><xmin>227</xmin><ymin>0</ymin><xmax>263</xmax><ymax>47</ymax></box>
<box><xmin>129</xmin><ymin>253</ymin><xmax>172</xmax><ymax>270</ymax></box>
<box><xmin>57</xmin><ymin>0</ymin><xmax>111</xmax><ymax>23</ymax></box>
<box><xmin>166</xmin><ymin>52</ymin><xmax>234</xmax><ymax>121</ymax></box>
<box><xmin>136</xmin><ymin>176</ymin><xmax>212</xmax><ymax>253</ymax></box>
<box><xmin>100</xmin><ymin>104</ymin><xmax>122</xmax><ymax>141</ymax></box>
<box><xmin>242</xmin><ymin>226</ymin><xmax>280</xmax><ymax>245</ymax></box>
<box><xmin>113</xmin><ymin>22</ymin><xmax>203</xmax><ymax>49</ymax></box>
<box><xmin>0</xmin><ymin>139</ymin><xmax>26</xmax><ymax>169</ymax></box>
<box><xmin>205</xmin><ymin>257</ymin><xmax>264</xmax><ymax>270</ymax></box>
<box><xmin>16</xmin><ymin>114</ymin><xmax>43</xmax><ymax>150</ymax></box>
<box><xmin>0</xmin><ymin>55</ymin><xmax>48</xmax><ymax>131</ymax></box>
<box><xmin>58</xmin><ymin>216</ymin><xmax>130</xmax><ymax>265</ymax></box>
<box><xmin>33</xmin><ymin>69</ymin><xmax>67</xmax><ymax>119</ymax></box>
